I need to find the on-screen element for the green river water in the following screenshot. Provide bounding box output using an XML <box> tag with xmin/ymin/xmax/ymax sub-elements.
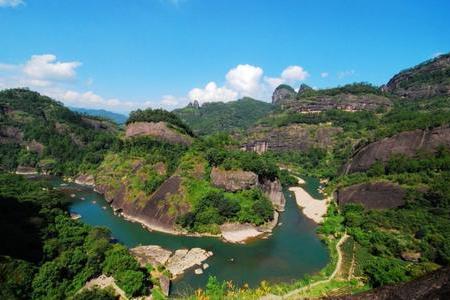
<box><xmin>58</xmin><ymin>176</ymin><xmax>329</xmax><ymax>295</ymax></box>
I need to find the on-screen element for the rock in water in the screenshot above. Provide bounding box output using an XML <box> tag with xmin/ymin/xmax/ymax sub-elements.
<box><xmin>159</xmin><ymin>275</ymin><xmax>170</xmax><ymax>296</ymax></box>
<box><xmin>194</xmin><ymin>268</ymin><xmax>203</xmax><ymax>275</ymax></box>
<box><xmin>166</xmin><ymin>248</ymin><xmax>213</xmax><ymax>278</ymax></box>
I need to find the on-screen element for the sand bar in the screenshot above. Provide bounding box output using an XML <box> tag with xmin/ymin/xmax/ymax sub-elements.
<box><xmin>289</xmin><ymin>186</ymin><xmax>328</xmax><ymax>223</ymax></box>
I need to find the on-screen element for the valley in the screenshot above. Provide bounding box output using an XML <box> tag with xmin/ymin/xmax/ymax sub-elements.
<box><xmin>1</xmin><ymin>53</ymin><xmax>450</xmax><ymax>299</ymax></box>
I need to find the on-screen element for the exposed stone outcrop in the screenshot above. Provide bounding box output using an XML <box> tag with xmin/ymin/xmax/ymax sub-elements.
<box><xmin>272</xmin><ymin>84</ymin><xmax>296</xmax><ymax>105</ymax></box>
<box><xmin>383</xmin><ymin>53</ymin><xmax>450</xmax><ymax>99</ymax></box>
<box><xmin>74</xmin><ymin>174</ymin><xmax>95</xmax><ymax>186</ymax></box>
<box><xmin>242</xmin><ymin>124</ymin><xmax>342</xmax><ymax>153</ymax></box>
<box><xmin>337</xmin><ymin>182</ymin><xmax>406</xmax><ymax>209</ymax></box>
<box><xmin>210</xmin><ymin>167</ymin><xmax>258</xmax><ymax>192</ymax></box>
<box><xmin>283</xmin><ymin>93</ymin><xmax>392</xmax><ymax>113</ymax></box>
<box><xmin>0</xmin><ymin>126</ymin><xmax>23</xmax><ymax>144</ymax></box>
<box><xmin>130</xmin><ymin>245</ymin><xmax>213</xmax><ymax>279</ymax></box>
<box><xmin>330</xmin><ymin>266</ymin><xmax>450</xmax><ymax>300</ymax></box>
<box><xmin>261</xmin><ymin>179</ymin><xmax>286</xmax><ymax>211</ymax></box>
<box><xmin>125</xmin><ymin>121</ymin><xmax>193</xmax><ymax>145</ymax></box>
<box><xmin>210</xmin><ymin>167</ymin><xmax>286</xmax><ymax>211</ymax></box>
<box><xmin>96</xmin><ymin>175</ymin><xmax>189</xmax><ymax>233</ymax></box>
<box><xmin>344</xmin><ymin>126</ymin><xmax>450</xmax><ymax>173</ymax></box>
<box><xmin>26</xmin><ymin>140</ymin><xmax>44</xmax><ymax>155</ymax></box>
<box><xmin>130</xmin><ymin>245</ymin><xmax>173</xmax><ymax>267</ymax></box>
<box><xmin>166</xmin><ymin>248</ymin><xmax>213</xmax><ymax>278</ymax></box>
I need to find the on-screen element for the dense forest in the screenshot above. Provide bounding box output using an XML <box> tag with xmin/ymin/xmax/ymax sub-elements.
<box><xmin>173</xmin><ymin>97</ymin><xmax>273</xmax><ymax>135</ymax></box>
<box><xmin>0</xmin><ymin>89</ymin><xmax>118</xmax><ymax>175</ymax></box>
<box><xmin>0</xmin><ymin>173</ymin><xmax>165</xmax><ymax>299</ymax></box>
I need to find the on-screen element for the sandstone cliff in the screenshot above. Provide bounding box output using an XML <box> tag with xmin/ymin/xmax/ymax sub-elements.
<box><xmin>383</xmin><ymin>53</ymin><xmax>450</xmax><ymax>99</ymax></box>
<box><xmin>337</xmin><ymin>182</ymin><xmax>406</xmax><ymax>209</ymax></box>
<box><xmin>210</xmin><ymin>167</ymin><xmax>258</xmax><ymax>192</ymax></box>
<box><xmin>344</xmin><ymin>125</ymin><xmax>450</xmax><ymax>173</ymax></box>
<box><xmin>283</xmin><ymin>93</ymin><xmax>392</xmax><ymax>113</ymax></box>
<box><xmin>272</xmin><ymin>84</ymin><xmax>296</xmax><ymax>105</ymax></box>
<box><xmin>125</xmin><ymin>121</ymin><xmax>193</xmax><ymax>145</ymax></box>
<box><xmin>242</xmin><ymin>124</ymin><xmax>342</xmax><ymax>153</ymax></box>
<box><xmin>210</xmin><ymin>167</ymin><xmax>286</xmax><ymax>211</ymax></box>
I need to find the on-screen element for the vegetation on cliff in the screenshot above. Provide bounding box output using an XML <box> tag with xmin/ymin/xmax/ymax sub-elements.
<box><xmin>173</xmin><ymin>97</ymin><xmax>274</xmax><ymax>135</ymax></box>
<box><xmin>0</xmin><ymin>89</ymin><xmax>118</xmax><ymax>175</ymax></box>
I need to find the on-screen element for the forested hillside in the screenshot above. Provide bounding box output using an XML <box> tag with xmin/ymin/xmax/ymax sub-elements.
<box><xmin>173</xmin><ymin>97</ymin><xmax>273</xmax><ymax>135</ymax></box>
<box><xmin>0</xmin><ymin>89</ymin><xmax>118</xmax><ymax>175</ymax></box>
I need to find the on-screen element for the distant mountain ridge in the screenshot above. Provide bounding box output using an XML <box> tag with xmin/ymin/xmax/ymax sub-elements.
<box><xmin>69</xmin><ymin>107</ymin><xmax>128</xmax><ymax>124</ymax></box>
<box><xmin>173</xmin><ymin>97</ymin><xmax>274</xmax><ymax>135</ymax></box>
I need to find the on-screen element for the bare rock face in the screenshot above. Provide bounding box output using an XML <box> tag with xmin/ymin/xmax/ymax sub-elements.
<box><xmin>125</xmin><ymin>121</ymin><xmax>193</xmax><ymax>146</ymax></box>
<box><xmin>272</xmin><ymin>84</ymin><xmax>296</xmax><ymax>105</ymax></box>
<box><xmin>242</xmin><ymin>124</ymin><xmax>342</xmax><ymax>153</ymax></box>
<box><xmin>345</xmin><ymin>126</ymin><xmax>450</xmax><ymax>173</ymax></box>
<box><xmin>283</xmin><ymin>93</ymin><xmax>392</xmax><ymax>113</ymax></box>
<box><xmin>130</xmin><ymin>245</ymin><xmax>173</xmax><ymax>267</ymax></box>
<box><xmin>261</xmin><ymin>179</ymin><xmax>286</xmax><ymax>211</ymax></box>
<box><xmin>165</xmin><ymin>248</ymin><xmax>213</xmax><ymax>278</ymax></box>
<box><xmin>0</xmin><ymin>126</ymin><xmax>23</xmax><ymax>144</ymax></box>
<box><xmin>337</xmin><ymin>182</ymin><xmax>406</xmax><ymax>209</ymax></box>
<box><xmin>75</xmin><ymin>174</ymin><xmax>95</xmax><ymax>186</ymax></box>
<box><xmin>210</xmin><ymin>167</ymin><xmax>258</xmax><ymax>192</ymax></box>
<box><xmin>383</xmin><ymin>53</ymin><xmax>450</xmax><ymax>99</ymax></box>
<box><xmin>97</xmin><ymin>175</ymin><xmax>190</xmax><ymax>233</ymax></box>
<box><xmin>26</xmin><ymin>140</ymin><xmax>44</xmax><ymax>155</ymax></box>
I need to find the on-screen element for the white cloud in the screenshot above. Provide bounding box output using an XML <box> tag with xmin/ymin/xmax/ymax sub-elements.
<box><xmin>225</xmin><ymin>64</ymin><xmax>264</xmax><ymax>96</ymax></box>
<box><xmin>188</xmin><ymin>64</ymin><xmax>309</xmax><ymax>103</ymax></box>
<box><xmin>23</xmin><ymin>54</ymin><xmax>81</xmax><ymax>81</ymax></box>
<box><xmin>0</xmin><ymin>0</ymin><xmax>24</xmax><ymax>7</ymax></box>
<box><xmin>188</xmin><ymin>81</ymin><xmax>238</xmax><ymax>103</ymax></box>
<box><xmin>0</xmin><ymin>54</ymin><xmax>138</xmax><ymax>112</ymax></box>
<box><xmin>281</xmin><ymin>65</ymin><xmax>309</xmax><ymax>81</ymax></box>
<box><xmin>320</xmin><ymin>72</ymin><xmax>329</xmax><ymax>78</ymax></box>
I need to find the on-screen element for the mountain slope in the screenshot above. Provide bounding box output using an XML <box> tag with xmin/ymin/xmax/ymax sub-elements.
<box><xmin>69</xmin><ymin>107</ymin><xmax>128</xmax><ymax>124</ymax></box>
<box><xmin>173</xmin><ymin>97</ymin><xmax>274</xmax><ymax>135</ymax></box>
<box><xmin>384</xmin><ymin>52</ymin><xmax>450</xmax><ymax>99</ymax></box>
<box><xmin>0</xmin><ymin>88</ymin><xmax>118</xmax><ymax>175</ymax></box>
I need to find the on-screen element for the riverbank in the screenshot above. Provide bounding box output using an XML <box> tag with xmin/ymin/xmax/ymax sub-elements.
<box><xmin>288</xmin><ymin>186</ymin><xmax>328</xmax><ymax>223</ymax></box>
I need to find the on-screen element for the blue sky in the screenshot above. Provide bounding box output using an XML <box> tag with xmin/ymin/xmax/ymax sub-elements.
<box><xmin>1</xmin><ymin>0</ymin><xmax>449</xmax><ymax>113</ymax></box>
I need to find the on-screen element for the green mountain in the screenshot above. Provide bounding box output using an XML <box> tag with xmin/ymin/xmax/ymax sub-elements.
<box><xmin>69</xmin><ymin>107</ymin><xmax>128</xmax><ymax>124</ymax></box>
<box><xmin>173</xmin><ymin>97</ymin><xmax>274</xmax><ymax>135</ymax></box>
<box><xmin>0</xmin><ymin>88</ymin><xmax>118</xmax><ymax>175</ymax></box>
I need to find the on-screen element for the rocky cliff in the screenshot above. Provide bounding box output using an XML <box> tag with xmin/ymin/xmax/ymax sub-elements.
<box><xmin>96</xmin><ymin>174</ymin><xmax>189</xmax><ymax>233</ymax></box>
<box><xmin>337</xmin><ymin>182</ymin><xmax>406</xmax><ymax>209</ymax></box>
<box><xmin>210</xmin><ymin>167</ymin><xmax>258</xmax><ymax>192</ymax></box>
<box><xmin>272</xmin><ymin>84</ymin><xmax>296</xmax><ymax>105</ymax></box>
<box><xmin>125</xmin><ymin>121</ymin><xmax>193</xmax><ymax>145</ymax></box>
<box><xmin>242</xmin><ymin>124</ymin><xmax>342</xmax><ymax>153</ymax></box>
<box><xmin>344</xmin><ymin>125</ymin><xmax>450</xmax><ymax>173</ymax></box>
<box><xmin>383</xmin><ymin>53</ymin><xmax>450</xmax><ymax>99</ymax></box>
<box><xmin>283</xmin><ymin>93</ymin><xmax>392</xmax><ymax>113</ymax></box>
<box><xmin>210</xmin><ymin>167</ymin><xmax>286</xmax><ymax>211</ymax></box>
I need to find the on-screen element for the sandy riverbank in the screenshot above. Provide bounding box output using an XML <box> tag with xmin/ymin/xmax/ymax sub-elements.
<box><xmin>220</xmin><ymin>211</ymin><xmax>279</xmax><ymax>243</ymax></box>
<box><xmin>289</xmin><ymin>186</ymin><xmax>328</xmax><ymax>223</ymax></box>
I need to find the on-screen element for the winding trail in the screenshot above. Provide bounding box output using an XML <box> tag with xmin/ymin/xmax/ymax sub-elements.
<box><xmin>280</xmin><ymin>232</ymin><xmax>349</xmax><ymax>299</ymax></box>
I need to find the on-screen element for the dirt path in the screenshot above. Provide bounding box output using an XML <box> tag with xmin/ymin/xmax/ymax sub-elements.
<box><xmin>281</xmin><ymin>233</ymin><xmax>349</xmax><ymax>299</ymax></box>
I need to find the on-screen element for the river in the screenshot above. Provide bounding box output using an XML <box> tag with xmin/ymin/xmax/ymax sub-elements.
<box><xmin>55</xmin><ymin>176</ymin><xmax>329</xmax><ymax>295</ymax></box>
